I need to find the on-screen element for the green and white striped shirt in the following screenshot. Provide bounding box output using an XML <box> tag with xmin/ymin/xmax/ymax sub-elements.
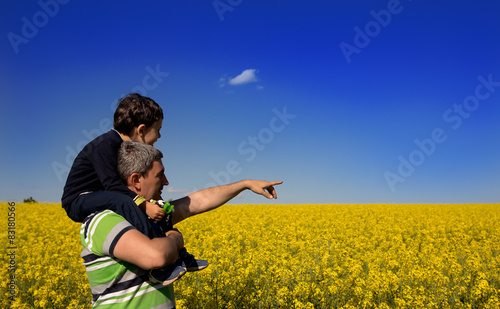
<box><xmin>81</xmin><ymin>210</ymin><xmax>175</xmax><ymax>308</ymax></box>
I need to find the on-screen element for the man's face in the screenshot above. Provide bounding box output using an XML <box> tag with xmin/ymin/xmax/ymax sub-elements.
<box><xmin>139</xmin><ymin>159</ymin><xmax>169</xmax><ymax>200</ymax></box>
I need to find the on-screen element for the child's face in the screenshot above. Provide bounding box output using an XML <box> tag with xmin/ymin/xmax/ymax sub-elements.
<box><xmin>142</xmin><ymin>119</ymin><xmax>163</xmax><ymax>145</ymax></box>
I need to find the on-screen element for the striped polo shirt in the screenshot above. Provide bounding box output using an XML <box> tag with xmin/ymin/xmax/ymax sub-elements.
<box><xmin>81</xmin><ymin>210</ymin><xmax>175</xmax><ymax>308</ymax></box>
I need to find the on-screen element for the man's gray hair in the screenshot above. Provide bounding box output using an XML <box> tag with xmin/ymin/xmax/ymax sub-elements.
<box><xmin>118</xmin><ymin>141</ymin><xmax>163</xmax><ymax>181</ymax></box>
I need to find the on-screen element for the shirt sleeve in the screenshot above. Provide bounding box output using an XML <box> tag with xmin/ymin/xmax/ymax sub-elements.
<box><xmin>84</xmin><ymin>211</ymin><xmax>136</xmax><ymax>257</ymax></box>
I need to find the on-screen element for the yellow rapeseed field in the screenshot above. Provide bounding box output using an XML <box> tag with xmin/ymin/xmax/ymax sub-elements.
<box><xmin>1</xmin><ymin>202</ymin><xmax>499</xmax><ymax>308</ymax></box>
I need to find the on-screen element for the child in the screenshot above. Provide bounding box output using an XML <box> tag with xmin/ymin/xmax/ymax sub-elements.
<box><xmin>62</xmin><ymin>93</ymin><xmax>207</xmax><ymax>285</ymax></box>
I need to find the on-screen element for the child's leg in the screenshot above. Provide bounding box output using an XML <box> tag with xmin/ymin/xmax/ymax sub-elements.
<box><xmin>72</xmin><ymin>191</ymin><xmax>156</xmax><ymax>238</ymax></box>
<box><xmin>158</xmin><ymin>216</ymin><xmax>209</xmax><ymax>271</ymax></box>
<box><xmin>157</xmin><ymin>214</ymin><xmax>173</xmax><ymax>234</ymax></box>
<box><xmin>147</xmin><ymin>204</ymin><xmax>208</xmax><ymax>285</ymax></box>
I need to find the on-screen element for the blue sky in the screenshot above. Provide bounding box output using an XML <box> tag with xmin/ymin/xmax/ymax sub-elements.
<box><xmin>1</xmin><ymin>0</ymin><xmax>499</xmax><ymax>205</ymax></box>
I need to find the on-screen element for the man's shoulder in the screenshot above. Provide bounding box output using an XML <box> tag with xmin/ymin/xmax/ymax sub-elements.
<box><xmin>81</xmin><ymin>210</ymin><xmax>135</xmax><ymax>256</ymax></box>
<box><xmin>83</xmin><ymin>210</ymin><xmax>130</xmax><ymax>232</ymax></box>
<box><xmin>82</xmin><ymin>210</ymin><xmax>132</xmax><ymax>240</ymax></box>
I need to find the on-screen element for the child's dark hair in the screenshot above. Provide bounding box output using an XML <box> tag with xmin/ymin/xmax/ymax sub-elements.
<box><xmin>113</xmin><ymin>93</ymin><xmax>163</xmax><ymax>135</ymax></box>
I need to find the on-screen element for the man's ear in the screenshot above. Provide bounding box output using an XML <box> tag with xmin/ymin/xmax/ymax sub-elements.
<box><xmin>128</xmin><ymin>173</ymin><xmax>142</xmax><ymax>191</ymax></box>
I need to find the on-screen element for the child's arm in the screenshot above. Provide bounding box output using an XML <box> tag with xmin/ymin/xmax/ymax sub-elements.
<box><xmin>138</xmin><ymin>200</ymin><xmax>166</xmax><ymax>221</ymax></box>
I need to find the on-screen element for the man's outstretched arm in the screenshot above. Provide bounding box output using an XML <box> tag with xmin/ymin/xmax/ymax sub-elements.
<box><xmin>171</xmin><ymin>180</ymin><xmax>283</xmax><ymax>225</ymax></box>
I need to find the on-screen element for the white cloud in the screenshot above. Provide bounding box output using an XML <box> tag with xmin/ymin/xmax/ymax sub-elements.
<box><xmin>228</xmin><ymin>69</ymin><xmax>258</xmax><ymax>85</ymax></box>
<box><xmin>166</xmin><ymin>187</ymin><xmax>190</xmax><ymax>194</ymax></box>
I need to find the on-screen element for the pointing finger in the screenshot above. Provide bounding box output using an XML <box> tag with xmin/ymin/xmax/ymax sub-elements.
<box><xmin>269</xmin><ymin>180</ymin><xmax>283</xmax><ymax>186</ymax></box>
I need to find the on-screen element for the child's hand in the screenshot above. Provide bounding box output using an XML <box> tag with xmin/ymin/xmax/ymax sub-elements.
<box><xmin>145</xmin><ymin>201</ymin><xmax>166</xmax><ymax>221</ymax></box>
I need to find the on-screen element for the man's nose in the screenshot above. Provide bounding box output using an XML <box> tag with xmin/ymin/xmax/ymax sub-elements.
<box><xmin>162</xmin><ymin>174</ymin><xmax>169</xmax><ymax>186</ymax></box>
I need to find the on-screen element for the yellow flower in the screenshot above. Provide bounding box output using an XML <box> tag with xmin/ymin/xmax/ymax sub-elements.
<box><xmin>3</xmin><ymin>202</ymin><xmax>500</xmax><ymax>308</ymax></box>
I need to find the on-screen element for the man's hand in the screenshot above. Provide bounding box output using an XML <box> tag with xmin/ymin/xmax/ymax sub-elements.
<box><xmin>165</xmin><ymin>228</ymin><xmax>184</xmax><ymax>251</ymax></box>
<box><xmin>245</xmin><ymin>180</ymin><xmax>283</xmax><ymax>199</ymax></box>
<box><xmin>144</xmin><ymin>201</ymin><xmax>166</xmax><ymax>221</ymax></box>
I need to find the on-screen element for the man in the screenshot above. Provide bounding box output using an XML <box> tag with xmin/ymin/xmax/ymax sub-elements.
<box><xmin>80</xmin><ymin>141</ymin><xmax>283</xmax><ymax>308</ymax></box>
